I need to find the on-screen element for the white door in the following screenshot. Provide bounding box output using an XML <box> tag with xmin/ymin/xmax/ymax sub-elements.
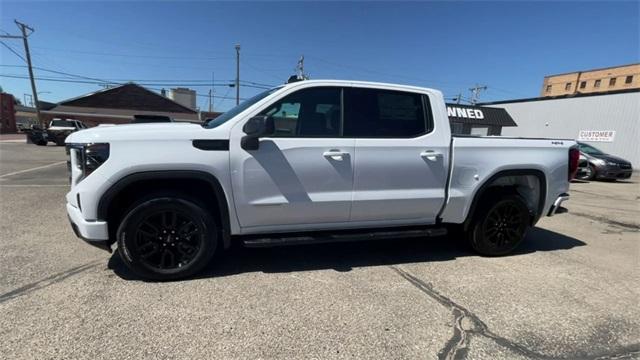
<box><xmin>344</xmin><ymin>87</ymin><xmax>449</xmax><ymax>224</ymax></box>
<box><xmin>230</xmin><ymin>87</ymin><xmax>355</xmax><ymax>230</ymax></box>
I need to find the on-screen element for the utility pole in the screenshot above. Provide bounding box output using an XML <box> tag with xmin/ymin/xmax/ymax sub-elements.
<box><xmin>16</xmin><ymin>21</ymin><xmax>42</xmax><ymax>128</ymax></box>
<box><xmin>1</xmin><ymin>20</ymin><xmax>42</xmax><ymax>127</ymax></box>
<box><xmin>296</xmin><ymin>55</ymin><xmax>304</xmax><ymax>80</ymax></box>
<box><xmin>295</xmin><ymin>55</ymin><xmax>308</xmax><ymax>80</ymax></box>
<box><xmin>235</xmin><ymin>44</ymin><xmax>240</xmax><ymax>105</ymax></box>
<box><xmin>209</xmin><ymin>72</ymin><xmax>214</xmax><ymax>112</ymax></box>
<box><xmin>469</xmin><ymin>84</ymin><xmax>487</xmax><ymax>105</ymax></box>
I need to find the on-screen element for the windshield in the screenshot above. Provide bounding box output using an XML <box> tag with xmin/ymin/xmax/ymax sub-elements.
<box><xmin>579</xmin><ymin>143</ymin><xmax>605</xmax><ymax>155</ymax></box>
<box><xmin>50</xmin><ymin>119</ymin><xmax>75</xmax><ymax>127</ymax></box>
<box><xmin>204</xmin><ymin>87</ymin><xmax>282</xmax><ymax>129</ymax></box>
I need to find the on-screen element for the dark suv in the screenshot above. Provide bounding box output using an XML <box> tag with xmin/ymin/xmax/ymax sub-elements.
<box><xmin>576</xmin><ymin>142</ymin><xmax>633</xmax><ymax>181</ymax></box>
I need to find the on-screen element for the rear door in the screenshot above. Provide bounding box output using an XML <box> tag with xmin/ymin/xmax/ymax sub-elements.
<box><xmin>345</xmin><ymin>87</ymin><xmax>449</xmax><ymax>224</ymax></box>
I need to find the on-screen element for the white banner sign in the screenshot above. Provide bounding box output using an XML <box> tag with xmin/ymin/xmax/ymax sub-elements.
<box><xmin>578</xmin><ymin>130</ymin><xmax>615</xmax><ymax>142</ymax></box>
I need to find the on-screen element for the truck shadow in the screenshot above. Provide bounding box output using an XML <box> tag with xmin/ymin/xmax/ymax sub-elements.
<box><xmin>108</xmin><ymin>227</ymin><xmax>586</xmax><ymax>282</ymax></box>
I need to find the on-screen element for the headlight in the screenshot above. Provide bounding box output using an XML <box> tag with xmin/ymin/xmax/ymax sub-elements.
<box><xmin>591</xmin><ymin>158</ymin><xmax>606</xmax><ymax>165</ymax></box>
<box><xmin>67</xmin><ymin>143</ymin><xmax>110</xmax><ymax>184</ymax></box>
<box><xmin>606</xmin><ymin>161</ymin><xmax>617</xmax><ymax>166</ymax></box>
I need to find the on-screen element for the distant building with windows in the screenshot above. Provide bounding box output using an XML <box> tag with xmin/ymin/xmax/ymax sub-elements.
<box><xmin>540</xmin><ymin>63</ymin><xmax>639</xmax><ymax>97</ymax></box>
<box><xmin>482</xmin><ymin>89</ymin><xmax>640</xmax><ymax>167</ymax></box>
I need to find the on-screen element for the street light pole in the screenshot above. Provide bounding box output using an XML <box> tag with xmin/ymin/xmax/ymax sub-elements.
<box><xmin>235</xmin><ymin>44</ymin><xmax>240</xmax><ymax>105</ymax></box>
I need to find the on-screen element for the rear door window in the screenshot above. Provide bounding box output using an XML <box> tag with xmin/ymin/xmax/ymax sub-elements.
<box><xmin>344</xmin><ymin>88</ymin><xmax>430</xmax><ymax>138</ymax></box>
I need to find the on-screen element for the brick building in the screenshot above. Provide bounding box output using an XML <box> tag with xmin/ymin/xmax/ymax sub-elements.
<box><xmin>541</xmin><ymin>63</ymin><xmax>639</xmax><ymax>97</ymax></box>
<box><xmin>0</xmin><ymin>92</ymin><xmax>18</xmax><ymax>133</ymax></box>
<box><xmin>43</xmin><ymin>83</ymin><xmax>199</xmax><ymax>127</ymax></box>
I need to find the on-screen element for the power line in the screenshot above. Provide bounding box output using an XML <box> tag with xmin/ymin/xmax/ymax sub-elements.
<box><xmin>1</xmin><ymin>65</ymin><xmax>274</xmax><ymax>87</ymax></box>
<box><xmin>29</xmin><ymin>46</ymin><xmax>235</xmax><ymax>61</ymax></box>
<box><xmin>0</xmin><ymin>74</ymin><xmax>245</xmax><ymax>100</ymax></box>
<box><xmin>0</xmin><ymin>41</ymin><xmax>26</xmax><ymax>62</ymax></box>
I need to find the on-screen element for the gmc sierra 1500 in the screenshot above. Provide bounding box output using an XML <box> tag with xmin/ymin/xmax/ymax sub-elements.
<box><xmin>66</xmin><ymin>80</ymin><xmax>579</xmax><ymax>280</ymax></box>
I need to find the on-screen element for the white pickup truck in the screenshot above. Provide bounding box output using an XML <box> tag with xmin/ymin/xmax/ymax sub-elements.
<box><xmin>66</xmin><ymin>80</ymin><xmax>579</xmax><ymax>280</ymax></box>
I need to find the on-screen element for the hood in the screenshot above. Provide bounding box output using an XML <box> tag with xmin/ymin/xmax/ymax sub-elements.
<box><xmin>65</xmin><ymin>122</ymin><xmax>223</xmax><ymax>144</ymax></box>
<box><xmin>583</xmin><ymin>152</ymin><xmax>630</xmax><ymax>165</ymax></box>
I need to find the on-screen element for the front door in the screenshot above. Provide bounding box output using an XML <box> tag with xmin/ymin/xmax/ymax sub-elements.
<box><xmin>230</xmin><ymin>86</ymin><xmax>355</xmax><ymax>230</ymax></box>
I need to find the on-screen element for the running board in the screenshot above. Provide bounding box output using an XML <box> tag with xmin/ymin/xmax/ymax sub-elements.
<box><xmin>241</xmin><ymin>226</ymin><xmax>448</xmax><ymax>248</ymax></box>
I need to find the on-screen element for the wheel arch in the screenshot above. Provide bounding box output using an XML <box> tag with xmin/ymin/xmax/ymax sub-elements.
<box><xmin>98</xmin><ymin>170</ymin><xmax>232</xmax><ymax>249</ymax></box>
<box><xmin>462</xmin><ymin>169</ymin><xmax>547</xmax><ymax>230</ymax></box>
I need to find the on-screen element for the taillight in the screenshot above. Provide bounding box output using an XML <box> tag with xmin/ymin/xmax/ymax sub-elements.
<box><xmin>568</xmin><ymin>147</ymin><xmax>580</xmax><ymax>180</ymax></box>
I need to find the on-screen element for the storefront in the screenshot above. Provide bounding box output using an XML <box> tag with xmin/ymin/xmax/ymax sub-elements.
<box><xmin>446</xmin><ymin>103</ymin><xmax>517</xmax><ymax>135</ymax></box>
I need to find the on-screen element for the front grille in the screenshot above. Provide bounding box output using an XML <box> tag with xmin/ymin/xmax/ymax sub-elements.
<box><xmin>620</xmin><ymin>164</ymin><xmax>631</xmax><ymax>170</ymax></box>
<box><xmin>66</xmin><ymin>145</ymin><xmax>72</xmax><ymax>184</ymax></box>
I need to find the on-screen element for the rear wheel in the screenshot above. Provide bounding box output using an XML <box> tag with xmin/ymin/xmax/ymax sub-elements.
<box><xmin>116</xmin><ymin>196</ymin><xmax>217</xmax><ymax>280</ymax></box>
<box><xmin>467</xmin><ymin>194</ymin><xmax>530</xmax><ymax>256</ymax></box>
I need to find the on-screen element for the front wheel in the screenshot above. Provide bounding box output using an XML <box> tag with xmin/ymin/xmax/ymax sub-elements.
<box><xmin>575</xmin><ymin>164</ymin><xmax>596</xmax><ymax>181</ymax></box>
<box><xmin>117</xmin><ymin>196</ymin><xmax>217</xmax><ymax>280</ymax></box>
<box><xmin>467</xmin><ymin>194</ymin><xmax>530</xmax><ymax>256</ymax></box>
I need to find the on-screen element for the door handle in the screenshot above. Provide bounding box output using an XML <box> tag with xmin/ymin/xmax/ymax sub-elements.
<box><xmin>420</xmin><ymin>150</ymin><xmax>442</xmax><ymax>161</ymax></box>
<box><xmin>323</xmin><ymin>150</ymin><xmax>348</xmax><ymax>161</ymax></box>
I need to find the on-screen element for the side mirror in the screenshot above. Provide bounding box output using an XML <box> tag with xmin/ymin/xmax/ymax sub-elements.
<box><xmin>241</xmin><ymin>116</ymin><xmax>274</xmax><ymax>150</ymax></box>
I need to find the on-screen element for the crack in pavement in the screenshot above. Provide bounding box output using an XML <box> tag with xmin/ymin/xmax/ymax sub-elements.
<box><xmin>390</xmin><ymin>265</ymin><xmax>542</xmax><ymax>359</ymax></box>
<box><xmin>0</xmin><ymin>260</ymin><xmax>101</xmax><ymax>304</ymax></box>
<box><xmin>569</xmin><ymin>212</ymin><xmax>639</xmax><ymax>232</ymax></box>
<box><xmin>390</xmin><ymin>265</ymin><xmax>640</xmax><ymax>360</ymax></box>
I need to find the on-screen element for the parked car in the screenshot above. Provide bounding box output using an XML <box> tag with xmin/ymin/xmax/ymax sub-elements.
<box><xmin>47</xmin><ymin>119</ymin><xmax>88</xmax><ymax>146</ymax></box>
<box><xmin>575</xmin><ymin>142</ymin><xmax>633</xmax><ymax>181</ymax></box>
<box><xmin>65</xmin><ymin>80</ymin><xmax>578</xmax><ymax>280</ymax></box>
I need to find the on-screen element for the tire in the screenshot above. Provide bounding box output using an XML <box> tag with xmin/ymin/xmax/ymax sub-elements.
<box><xmin>576</xmin><ymin>164</ymin><xmax>596</xmax><ymax>181</ymax></box>
<box><xmin>467</xmin><ymin>194</ymin><xmax>530</xmax><ymax>256</ymax></box>
<box><xmin>116</xmin><ymin>196</ymin><xmax>218</xmax><ymax>280</ymax></box>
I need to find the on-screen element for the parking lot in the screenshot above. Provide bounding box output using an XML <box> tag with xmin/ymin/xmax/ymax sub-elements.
<box><xmin>0</xmin><ymin>141</ymin><xmax>638</xmax><ymax>359</ymax></box>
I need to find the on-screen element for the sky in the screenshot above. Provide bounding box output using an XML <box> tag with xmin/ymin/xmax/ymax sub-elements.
<box><xmin>1</xmin><ymin>1</ymin><xmax>638</xmax><ymax>112</ymax></box>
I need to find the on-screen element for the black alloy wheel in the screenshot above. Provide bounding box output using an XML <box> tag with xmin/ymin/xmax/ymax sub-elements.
<box><xmin>133</xmin><ymin>210</ymin><xmax>202</xmax><ymax>270</ymax></box>
<box><xmin>117</xmin><ymin>197</ymin><xmax>217</xmax><ymax>280</ymax></box>
<box><xmin>469</xmin><ymin>194</ymin><xmax>530</xmax><ymax>256</ymax></box>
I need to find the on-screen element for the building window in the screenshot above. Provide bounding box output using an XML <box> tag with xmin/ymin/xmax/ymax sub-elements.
<box><xmin>625</xmin><ymin>75</ymin><xmax>633</xmax><ymax>84</ymax></box>
<box><xmin>579</xmin><ymin>81</ymin><xmax>587</xmax><ymax>89</ymax></box>
<box><xmin>565</xmin><ymin>83</ymin><xmax>572</xmax><ymax>91</ymax></box>
<box><xmin>609</xmin><ymin>78</ymin><xmax>617</xmax><ymax>86</ymax></box>
<box><xmin>546</xmin><ymin>85</ymin><xmax>552</xmax><ymax>92</ymax></box>
<box><xmin>594</xmin><ymin>79</ymin><xmax>601</xmax><ymax>88</ymax></box>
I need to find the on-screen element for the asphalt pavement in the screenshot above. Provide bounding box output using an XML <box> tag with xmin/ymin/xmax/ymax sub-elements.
<box><xmin>0</xmin><ymin>142</ymin><xmax>638</xmax><ymax>359</ymax></box>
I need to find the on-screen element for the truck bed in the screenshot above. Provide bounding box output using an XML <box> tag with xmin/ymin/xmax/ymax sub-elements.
<box><xmin>440</xmin><ymin>136</ymin><xmax>575</xmax><ymax>224</ymax></box>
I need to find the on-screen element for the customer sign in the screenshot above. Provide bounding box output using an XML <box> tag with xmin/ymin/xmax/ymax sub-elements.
<box><xmin>578</xmin><ymin>130</ymin><xmax>616</xmax><ymax>142</ymax></box>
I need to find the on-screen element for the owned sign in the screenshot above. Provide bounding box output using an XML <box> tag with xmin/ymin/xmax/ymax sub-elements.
<box><xmin>578</xmin><ymin>130</ymin><xmax>615</xmax><ymax>142</ymax></box>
